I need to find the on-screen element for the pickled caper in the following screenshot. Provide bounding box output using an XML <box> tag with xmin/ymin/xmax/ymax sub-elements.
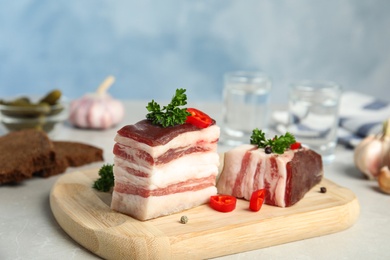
<box><xmin>39</xmin><ymin>89</ymin><xmax>62</xmax><ymax>105</ymax></box>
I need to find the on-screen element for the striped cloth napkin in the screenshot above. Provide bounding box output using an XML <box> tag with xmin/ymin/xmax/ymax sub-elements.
<box><xmin>338</xmin><ymin>91</ymin><xmax>390</xmax><ymax>148</ymax></box>
<box><xmin>271</xmin><ymin>91</ymin><xmax>390</xmax><ymax>149</ymax></box>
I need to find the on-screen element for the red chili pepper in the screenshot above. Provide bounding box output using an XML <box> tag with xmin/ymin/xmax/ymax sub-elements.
<box><xmin>249</xmin><ymin>189</ymin><xmax>266</xmax><ymax>212</ymax></box>
<box><xmin>290</xmin><ymin>142</ymin><xmax>302</xmax><ymax>150</ymax></box>
<box><xmin>186</xmin><ymin>108</ymin><xmax>213</xmax><ymax>128</ymax></box>
<box><xmin>209</xmin><ymin>195</ymin><xmax>237</xmax><ymax>213</ymax></box>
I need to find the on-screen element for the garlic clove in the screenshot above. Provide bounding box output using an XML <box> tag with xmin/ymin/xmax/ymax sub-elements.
<box><xmin>378</xmin><ymin>166</ymin><xmax>390</xmax><ymax>194</ymax></box>
<box><xmin>380</xmin><ymin>135</ymin><xmax>390</xmax><ymax>170</ymax></box>
<box><xmin>69</xmin><ymin>96</ymin><xmax>93</xmax><ymax>128</ymax></box>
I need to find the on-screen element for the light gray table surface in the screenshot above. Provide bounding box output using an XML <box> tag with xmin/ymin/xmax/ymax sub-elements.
<box><xmin>1</xmin><ymin>101</ymin><xmax>389</xmax><ymax>260</ymax></box>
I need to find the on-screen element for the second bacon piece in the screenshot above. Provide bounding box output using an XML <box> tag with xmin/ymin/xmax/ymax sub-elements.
<box><xmin>217</xmin><ymin>144</ymin><xmax>323</xmax><ymax>208</ymax></box>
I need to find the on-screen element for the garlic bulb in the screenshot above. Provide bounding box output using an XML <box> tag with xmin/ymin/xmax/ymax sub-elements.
<box><xmin>69</xmin><ymin>76</ymin><xmax>125</xmax><ymax>129</ymax></box>
<box><xmin>354</xmin><ymin>119</ymin><xmax>390</xmax><ymax>179</ymax></box>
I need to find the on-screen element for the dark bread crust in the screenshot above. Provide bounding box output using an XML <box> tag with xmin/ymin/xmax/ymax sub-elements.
<box><xmin>53</xmin><ymin>141</ymin><xmax>104</xmax><ymax>167</ymax></box>
<box><xmin>0</xmin><ymin>129</ymin><xmax>55</xmax><ymax>184</ymax></box>
<box><xmin>39</xmin><ymin>141</ymin><xmax>104</xmax><ymax>177</ymax></box>
<box><xmin>0</xmin><ymin>130</ymin><xmax>104</xmax><ymax>184</ymax></box>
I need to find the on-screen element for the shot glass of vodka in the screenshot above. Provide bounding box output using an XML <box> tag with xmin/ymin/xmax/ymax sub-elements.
<box><xmin>287</xmin><ymin>80</ymin><xmax>342</xmax><ymax>163</ymax></box>
<box><xmin>221</xmin><ymin>71</ymin><xmax>272</xmax><ymax>146</ymax></box>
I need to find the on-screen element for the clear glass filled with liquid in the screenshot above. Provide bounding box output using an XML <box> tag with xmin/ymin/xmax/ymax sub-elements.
<box><xmin>287</xmin><ymin>81</ymin><xmax>342</xmax><ymax>163</ymax></box>
<box><xmin>221</xmin><ymin>71</ymin><xmax>272</xmax><ymax>146</ymax></box>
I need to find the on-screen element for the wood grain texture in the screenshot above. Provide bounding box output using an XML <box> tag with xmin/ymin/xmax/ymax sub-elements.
<box><xmin>50</xmin><ymin>169</ymin><xmax>360</xmax><ymax>260</ymax></box>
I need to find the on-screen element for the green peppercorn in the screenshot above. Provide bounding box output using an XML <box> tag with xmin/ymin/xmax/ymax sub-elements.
<box><xmin>180</xmin><ymin>215</ymin><xmax>188</xmax><ymax>224</ymax></box>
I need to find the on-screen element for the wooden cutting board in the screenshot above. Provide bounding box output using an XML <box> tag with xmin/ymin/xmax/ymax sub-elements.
<box><xmin>50</xmin><ymin>168</ymin><xmax>359</xmax><ymax>260</ymax></box>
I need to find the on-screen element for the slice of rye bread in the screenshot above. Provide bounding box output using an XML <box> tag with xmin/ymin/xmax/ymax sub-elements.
<box><xmin>38</xmin><ymin>141</ymin><xmax>104</xmax><ymax>177</ymax></box>
<box><xmin>0</xmin><ymin>129</ymin><xmax>104</xmax><ymax>184</ymax></box>
<box><xmin>0</xmin><ymin>129</ymin><xmax>55</xmax><ymax>184</ymax></box>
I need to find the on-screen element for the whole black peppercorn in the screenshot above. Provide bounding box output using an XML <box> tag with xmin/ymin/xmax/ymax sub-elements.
<box><xmin>320</xmin><ymin>187</ymin><xmax>327</xmax><ymax>193</ymax></box>
<box><xmin>265</xmin><ymin>146</ymin><xmax>272</xmax><ymax>154</ymax></box>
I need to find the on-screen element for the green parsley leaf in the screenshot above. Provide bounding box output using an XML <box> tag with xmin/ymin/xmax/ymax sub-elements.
<box><xmin>93</xmin><ymin>164</ymin><xmax>114</xmax><ymax>192</ymax></box>
<box><xmin>250</xmin><ymin>129</ymin><xmax>296</xmax><ymax>154</ymax></box>
<box><xmin>146</xmin><ymin>88</ymin><xmax>191</xmax><ymax>127</ymax></box>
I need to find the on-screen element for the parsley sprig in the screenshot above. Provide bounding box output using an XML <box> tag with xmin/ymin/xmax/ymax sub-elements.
<box><xmin>146</xmin><ymin>88</ymin><xmax>191</xmax><ymax>127</ymax></box>
<box><xmin>250</xmin><ymin>128</ymin><xmax>296</xmax><ymax>154</ymax></box>
<box><xmin>93</xmin><ymin>164</ymin><xmax>114</xmax><ymax>192</ymax></box>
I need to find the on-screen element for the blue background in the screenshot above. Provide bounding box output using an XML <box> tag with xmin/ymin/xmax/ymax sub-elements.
<box><xmin>1</xmin><ymin>0</ymin><xmax>389</xmax><ymax>104</ymax></box>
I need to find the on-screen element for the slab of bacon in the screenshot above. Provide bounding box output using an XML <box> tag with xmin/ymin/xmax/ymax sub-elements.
<box><xmin>111</xmin><ymin>119</ymin><xmax>220</xmax><ymax>221</ymax></box>
<box><xmin>217</xmin><ymin>144</ymin><xmax>323</xmax><ymax>207</ymax></box>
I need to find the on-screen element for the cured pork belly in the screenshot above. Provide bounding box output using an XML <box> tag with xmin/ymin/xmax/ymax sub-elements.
<box><xmin>111</xmin><ymin>119</ymin><xmax>220</xmax><ymax>220</ymax></box>
<box><xmin>217</xmin><ymin>144</ymin><xmax>323</xmax><ymax>207</ymax></box>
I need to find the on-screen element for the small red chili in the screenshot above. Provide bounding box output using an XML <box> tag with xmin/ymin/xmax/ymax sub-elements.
<box><xmin>290</xmin><ymin>142</ymin><xmax>302</xmax><ymax>150</ymax></box>
<box><xmin>186</xmin><ymin>108</ymin><xmax>213</xmax><ymax>128</ymax></box>
<box><xmin>249</xmin><ymin>189</ymin><xmax>266</xmax><ymax>212</ymax></box>
<box><xmin>209</xmin><ymin>195</ymin><xmax>237</xmax><ymax>213</ymax></box>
